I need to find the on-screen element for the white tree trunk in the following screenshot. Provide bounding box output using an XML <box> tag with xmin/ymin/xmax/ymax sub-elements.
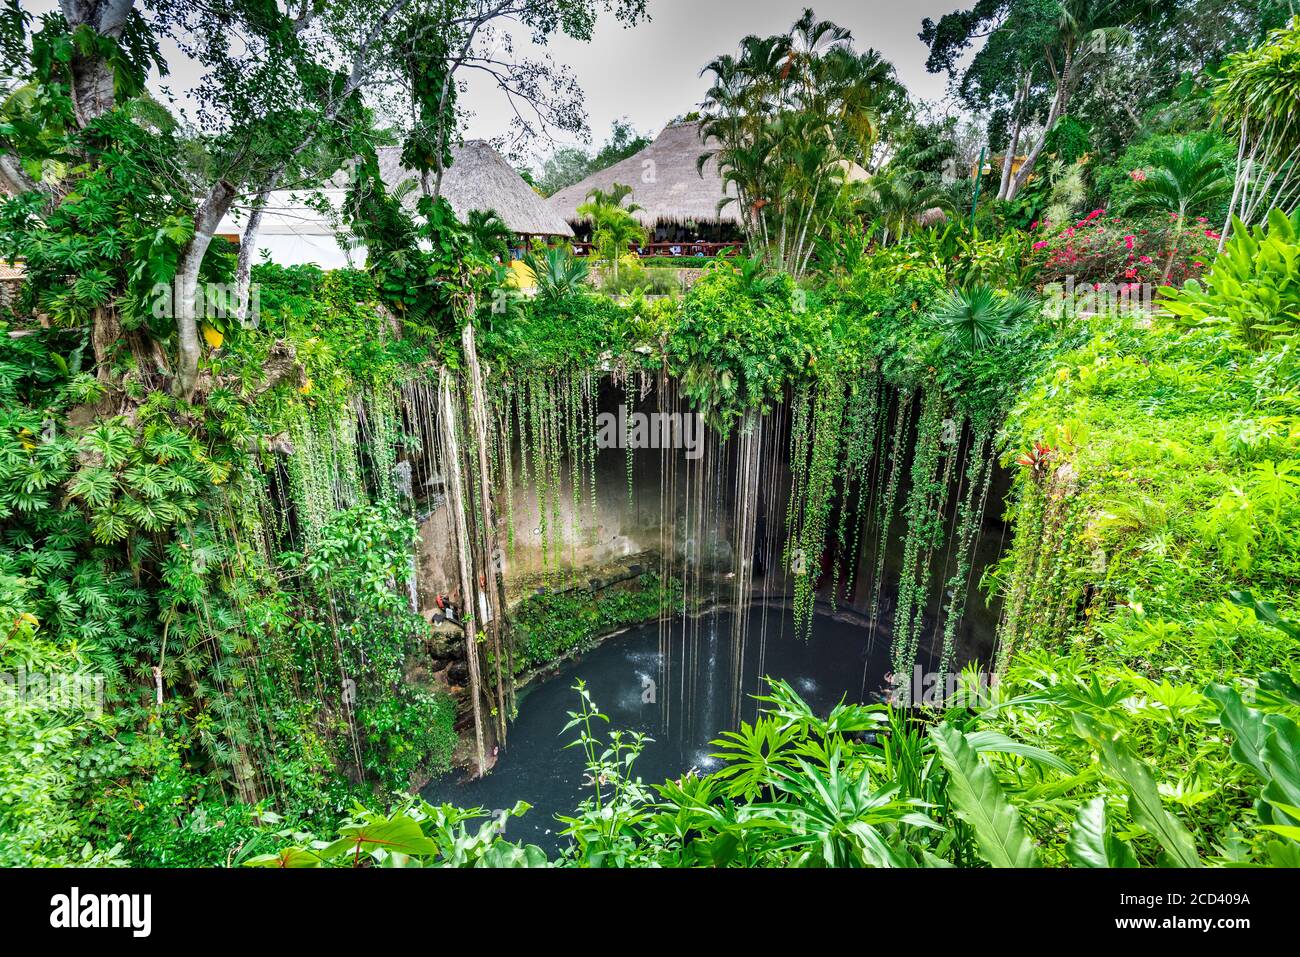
<box><xmin>997</xmin><ymin>73</ymin><xmax>1031</xmax><ymax>202</ymax></box>
<box><xmin>1007</xmin><ymin>55</ymin><xmax>1072</xmax><ymax>202</ymax></box>
<box><xmin>174</xmin><ymin>179</ymin><xmax>237</xmax><ymax>398</ymax></box>
<box><xmin>236</xmin><ymin>182</ymin><xmax>275</xmax><ymax>326</ymax></box>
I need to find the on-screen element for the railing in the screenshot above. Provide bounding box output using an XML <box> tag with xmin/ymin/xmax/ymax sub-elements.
<box><xmin>569</xmin><ymin>241</ymin><xmax>740</xmax><ymax>259</ymax></box>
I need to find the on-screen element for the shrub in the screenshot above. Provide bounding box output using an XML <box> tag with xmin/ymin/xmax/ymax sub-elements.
<box><xmin>1033</xmin><ymin>210</ymin><xmax>1217</xmax><ymax>290</ymax></box>
<box><xmin>510</xmin><ymin>574</ymin><xmax>676</xmax><ymax>672</ymax></box>
<box><xmin>355</xmin><ymin>690</ymin><xmax>457</xmax><ymax>792</ymax></box>
<box><xmin>1161</xmin><ymin>208</ymin><xmax>1300</xmax><ymax>348</ymax></box>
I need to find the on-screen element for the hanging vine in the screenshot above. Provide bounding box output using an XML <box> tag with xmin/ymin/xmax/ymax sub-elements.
<box><xmin>890</xmin><ymin>387</ymin><xmax>948</xmax><ymax>698</ymax></box>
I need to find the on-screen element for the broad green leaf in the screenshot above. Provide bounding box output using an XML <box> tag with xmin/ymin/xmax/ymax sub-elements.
<box><xmin>1067</xmin><ymin>797</ymin><xmax>1138</xmax><ymax>868</ymax></box>
<box><xmin>966</xmin><ymin>729</ymin><xmax>1076</xmax><ymax>775</ymax></box>
<box><xmin>1260</xmin><ymin>671</ymin><xmax>1300</xmax><ymax>708</ymax></box>
<box><xmin>1206</xmin><ymin>683</ymin><xmax>1269</xmax><ymax>779</ymax></box>
<box><xmin>930</xmin><ymin>723</ymin><xmax>1039</xmax><ymax>868</ymax></box>
<box><xmin>1262</xmin><ymin>714</ymin><xmax>1300</xmax><ymax>810</ymax></box>
<box><xmin>322</xmin><ymin>814</ymin><xmax>439</xmax><ymax>861</ymax></box>
<box><xmin>1098</xmin><ymin>739</ymin><xmax>1201</xmax><ymax>867</ymax></box>
<box><xmin>243</xmin><ymin>847</ymin><xmax>323</xmax><ymax>868</ymax></box>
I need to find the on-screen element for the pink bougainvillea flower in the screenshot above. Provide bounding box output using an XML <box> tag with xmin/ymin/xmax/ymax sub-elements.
<box><xmin>1139</xmin><ymin>255</ymin><xmax>1153</xmax><ymax>264</ymax></box>
<box><xmin>1032</xmin><ymin>240</ymin><xmax>1048</xmax><ymax>249</ymax></box>
<box><xmin>1205</xmin><ymin>229</ymin><xmax>1220</xmax><ymax>239</ymax></box>
<box><xmin>1085</xmin><ymin>208</ymin><xmax>1103</xmax><ymax>220</ymax></box>
<box><xmin>1124</xmin><ymin>235</ymin><xmax>1135</xmax><ymax>250</ymax></box>
<box><xmin>1129</xmin><ymin>169</ymin><xmax>1146</xmax><ymax>182</ymax></box>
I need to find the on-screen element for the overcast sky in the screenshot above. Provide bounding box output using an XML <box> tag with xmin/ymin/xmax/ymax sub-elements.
<box><xmin>465</xmin><ymin>0</ymin><xmax>966</xmax><ymax>163</ymax></box>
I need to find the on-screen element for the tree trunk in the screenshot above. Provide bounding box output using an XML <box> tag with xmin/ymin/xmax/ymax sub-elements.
<box><xmin>1007</xmin><ymin>53</ymin><xmax>1072</xmax><ymax>202</ymax></box>
<box><xmin>461</xmin><ymin>320</ymin><xmax>512</xmax><ymax>739</ymax></box>
<box><xmin>438</xmin><ymin>368</ymin><xmax>489</xmax><ymax>777</ymax></box>
<box><xmin>91</xmin><ymin>305</ymin><xmax>124</xmax><ymax>384</ymax></box>
<box><xmin>61</xmin><ymin>0</ymin><xmax>138</xmax><ymax>127</ymax></box>
<box><xmin>997</xmin><ymin>73</ymin><xmax>1031</xmax><ymax>202</ymax></box>
<box><xmin>174</xmin><ymin>179</ymin><xmax>238</xmax><ymax>398</ymax></box>
<box><xmin>0</xmin><ymin>153</ymin><xmax>37</xmax><ymax>195</ymax></box>
<box><xmin>236</xmin><ymin>182</ymin><xmax>275</xmax><ymax>327</ymax></box>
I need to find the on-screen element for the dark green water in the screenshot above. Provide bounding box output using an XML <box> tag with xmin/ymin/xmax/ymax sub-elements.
<box><xmin>421</xmin><ymin>605</ymin><xmax>908</xmax><ymax>853</ymax></box>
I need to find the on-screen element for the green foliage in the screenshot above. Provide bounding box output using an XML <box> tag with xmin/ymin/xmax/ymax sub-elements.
<box><xmin>509</xmin><ymin>574</ymin><xmax>677</xmax><ymax>673</ymax></box>
<box><xmin>271</xmin><ymin>668</ymin><xmax>1296</xmax><ymax>868</ymax></box>
<box><xmin>699</xmin><ymin>10</ymin><xmax>906</xmax><ymax>275</ymax></box>
<box><xmin>576</xmin><ymin>183</ymin><xmax>646</xmax><ymax>282</ymax></box>
<box><xmin>930</xmin><ymin>285</ymin><xmax>1037</xmax><ymax>353</ymax></box>
<box><xmin>519</xmin><ymin>245</ymin><xmax>591</xmax><ymax>306</ymax></box>
<box><xmin>1043</xmin><ymin>115</ymin><xmax>1091</xmax><ymax>165</ymax></box>
<box><xmin>1095</xmin><ymin>131</ymin><xmax>1237</xmax><ymax>220</ymax></box>
<box><xmin>1161</xmin><ymin>208</ymin><xmax>1300</xmax><ymax>347</ymax></box>
<box><xmin>667</xmin><ymin>264</ymin><xmax>829</xmax><ymax>433</ymax></box>
<box><xmin>930</xmin><ymin>723</ymin><xmax>1039</xmax><ymax>867</ymax></box>
<box><xmin>1127</xmin><ymin>133</ymin><xmax>1233</xmax><ymax>224</ymax></box>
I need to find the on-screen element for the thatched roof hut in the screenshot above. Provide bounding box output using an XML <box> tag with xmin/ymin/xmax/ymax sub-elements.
<box><xmin>547</xmin><ymin>121</ymin><xmax>741</xmax><ymax>230</ymax></box>
<box><xmin>378</xmin><ymin>140</ymin><xmax>573</xmax><ymax>238</ymax></box>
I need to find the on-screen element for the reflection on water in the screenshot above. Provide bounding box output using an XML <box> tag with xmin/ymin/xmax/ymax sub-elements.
<box><xmin>421</xmin><ymin>605</ymin><xmax>904</xmax><ymax>853</ymax></box>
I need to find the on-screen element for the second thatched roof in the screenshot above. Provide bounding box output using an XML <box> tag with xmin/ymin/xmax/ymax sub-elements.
<box><xmin>377</xmin><ymin>140</ymin><xmax>573</xmax><ymax>237</ymax></box>
<box><xmin>547</xmin><ymin>121</ymin><xmax>741</xmax><ymax>228</ymax></box>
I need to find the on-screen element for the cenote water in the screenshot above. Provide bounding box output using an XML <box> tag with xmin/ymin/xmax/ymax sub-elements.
<box><xmin>423</xmin><ymin>603</ymin><xmax>955</xmax><ymax>853</ymax></box>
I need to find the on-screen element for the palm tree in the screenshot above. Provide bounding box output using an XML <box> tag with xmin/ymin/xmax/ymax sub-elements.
<box><xmin>1129</xmin><ymin>134</ymin><xmax>1232</xmax><ymax>282</ymax></box>
<box><xmin>576</xmin><ymin>183</ymin><xmax>645</xmax><ymax>284</ymax></box>
<box><xmin>465</xmin><ymin>209</ymin><xmax>514</xmax><ymax>262</ymax></box>
<box><xmin>697</xmin><ymin>10</ymin><xmax>901</xmax><ymax>277</ymax></box>
<box><xmin>854</xmin><ymin>169</ymin><xmax>954</xmax><ymax>245</ymax></box>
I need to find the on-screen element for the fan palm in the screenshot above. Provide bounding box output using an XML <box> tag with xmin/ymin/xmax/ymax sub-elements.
<box><xmin>520</xmin><ymin>246</ymin><xmax>589</xmax><ymax>305</ymax></box>
<box><xmin>931</xmin><ymin>285</ymin><xmax>1037</xmax><ymax>353</ymax></box>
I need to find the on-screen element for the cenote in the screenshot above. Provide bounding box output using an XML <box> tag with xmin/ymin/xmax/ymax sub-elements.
<box><xmin>424</xmin><ymin>597</ymin><xmax>993</xmax><ymax>853</ymax></box>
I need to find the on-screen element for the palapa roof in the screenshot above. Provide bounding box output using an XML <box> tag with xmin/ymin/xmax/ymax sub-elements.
<box><xmin>377</xmin><ymin>140</ymin><xmax>573</xmax><ymax>237</ymax></box>
<box><xmin>547</xmin><ymin>121</ymin><xmax>741</xmax><ymax>228</ymax></box>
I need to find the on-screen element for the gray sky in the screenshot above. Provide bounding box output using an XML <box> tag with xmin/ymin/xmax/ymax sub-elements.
<box><xmin>465</xmin><ymin>0</ymin><xmax>965</xmax><ymax>163</ymax></box>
